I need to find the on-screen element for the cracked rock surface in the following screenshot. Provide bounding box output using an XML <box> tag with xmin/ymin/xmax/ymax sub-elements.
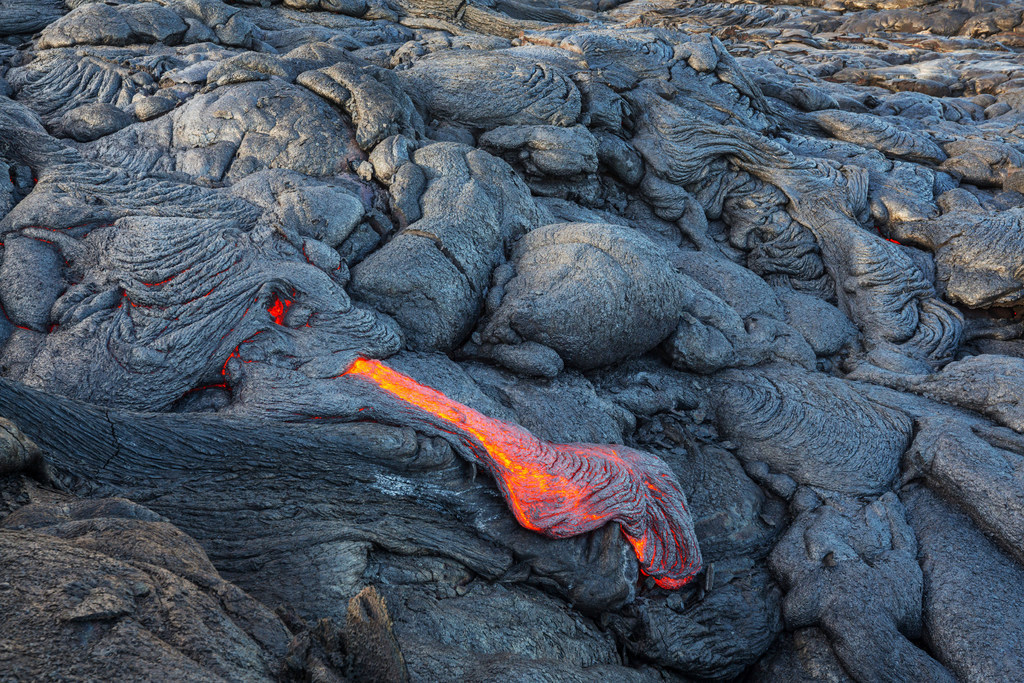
<box><xmin>3</xmin><ymin>0</ymin><xmax>1024</xmax><ymax>680</ymax></box>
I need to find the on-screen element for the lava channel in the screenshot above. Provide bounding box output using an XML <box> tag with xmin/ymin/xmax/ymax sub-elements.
<box><xmin>342</xmin><ymin>357</ymin><xmax>703</xmax><ymax>589</ymax></box>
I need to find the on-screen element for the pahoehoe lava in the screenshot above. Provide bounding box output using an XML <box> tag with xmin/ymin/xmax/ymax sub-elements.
<box><xmin>340</xmin><ymin>357</ymin><xmax>702</xmax><ymax>589</ymax></box>
<box><xmin>2</xmin><ymin>0</ymin><xmax>1024</xmax><ymax>680</ymax></box>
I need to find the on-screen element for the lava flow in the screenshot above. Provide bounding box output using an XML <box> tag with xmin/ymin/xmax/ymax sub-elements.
<box><xmin>342</xmin><ymin>358</ymin><xmax>703</xmax><ymax>589</ymax></box>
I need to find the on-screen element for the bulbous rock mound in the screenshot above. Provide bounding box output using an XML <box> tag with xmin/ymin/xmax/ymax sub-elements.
<box><xmin>3</xmin><ymin>0</ymin><xmax>1024</xmax><ymax>680</ymax></box>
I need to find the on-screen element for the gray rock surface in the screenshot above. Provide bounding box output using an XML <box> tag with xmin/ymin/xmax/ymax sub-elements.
<box><xmin>903</xmin><ymin>485</ymin><xmax>1024</xmax><ymax>682</ymax></box>
<box><xmin>0</xmin><ymin>427</ymin><xmax>405</xmax><ymax>682</ymax></box>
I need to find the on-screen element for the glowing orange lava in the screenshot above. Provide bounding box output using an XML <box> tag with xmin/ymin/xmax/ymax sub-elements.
<box><xmin>267</xmin><ymin>295</ymin><xmax>292</xmax><ymax>325</ymax></box>
<box><xmin>342</xmin><ymin>358</ymin><xmax>702</xmax><ymax>589</ymax></box>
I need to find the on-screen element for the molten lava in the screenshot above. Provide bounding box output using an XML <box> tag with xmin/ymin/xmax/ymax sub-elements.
<box><xmin>342</xmin><ymin>357</ymin><xmax>703</xmax><ymax>589</ymax></box>
<box><xmin>267</xmin><ymin>294</ymin><xmax>292</xmax><ymax>325</ymax></box>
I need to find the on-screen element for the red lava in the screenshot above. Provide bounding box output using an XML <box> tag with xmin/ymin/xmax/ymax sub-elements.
<box><xmin>341</xmin><ymin>357</ymin><xmax>702</xmax><ymax>589</ymax></box>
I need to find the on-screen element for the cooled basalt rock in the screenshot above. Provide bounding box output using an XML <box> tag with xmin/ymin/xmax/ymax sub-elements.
<box><xmin>0</xmin><ymin>0</ymin><xmax>65</xmax><ymax>36</ymax></box>
<box><xmin>282</xmin><ymin>0</ymin><xmax>368</xmax><ymax>17</ymax></box>
<box><xmin>351</xmin><ymin>141</ymin><xmax>540</xmax><ymax>350</ymax></box>
<box><xmin>0</xmin><ymin>427</ymin><xmax>409</xmax><ymax>682</ymax></box>
<box><xmin>749</xmin><ymin>626</ymin><xmax>860</xmax><ymax>682</ymax></box>
<box><xmin>0</xmin><ymin>527</ymin><xmax>291</xmax><ymax>680</ymax></box>
<box><xmin>710</xmin><ymin>367</ymin><xmax>912</xmax><ymax>494</ymax></box>
<box><xmin>0</xmin><ymin>427</ymin><xmax>291</xmax><ymax>681</ymax></box>
<box><xmin>773</xmin><ymin>286</ymin><xmax>859</xmax><ymax>357</ymax></box>
<box><xmin>905</xmin><ymin>417</ymin><xmax>1024</xmax><ymax>566</ymax></box>
<box><xmin>810</xmin><ymin>109</ymin><xmax>948</xmax><ymax>165</ymax></box>
<box><xmin>297</xmin><ymin>58</ymin><xmax>425</xmax><ymax>150</ymax></box>
<box><xmin>0</xmin><ymin>235</ymin><xmax>65</xmax><ymax>333</ymax></box>
<box><xmin>57</xmin><ymin>102</ymin><xmax>136</xmax><ymax>143</ymax></box>
<box><xmin>769</xmin><ymin>492</ymin><xmax>954</xmax><ymax>682</ymax></box>
<box><xmin>480</xmin><ymin>222</ymin><xmax>691</xmax><ymax>370</ymax></box>
<box><xmin>903</xmin><ymin>485</ymin><xmax>1024</xmax><ymax>681</ymax></box>
<box><xmin>7</xmin><ymin>47</ymin><xmax>169</xmax><ymax>131</ymax></box>
<box><xmin>889</xmin><ymin>202</ymin><xmax>1024</xmax><ymax>309</ymax></box>
<box><xmin>93</xmin><ymin>79</ymin><xmax>366</xmax><ymax>182</ymax></box>
<box><xmin>478</xmin><ymin>124</ymin><xmax>601</xmax><ymax>198</ymax></box>
<box><xmin>397</xmin><ymin>50</ymin><xmax>583</xmax><ymax>128</ymax></box>
<box><xmin>612</xmin><ymin>559</ymin><xmax>782</xmax><ymax>680</ymax></box>
<box><xmin>384</xmin><ymin>582</ymin><xmax>623</xmax><ymax>681</ymax></box>
<box><xmin>0</xmin><ymin>417</ymin><xmax>48</xmax><ymax>480</ymax></box>
<box><xmin>19</xmin><ymin>213</ymin><xmax>400</xmax><ymax>411</ymax></box>
<box><xmin>478</xmin><ymin>221</ymin><xmax>808</xmax><ymax>375</ymax></box>
<box><xmin>34</xmin><ymin>0</ymin><xmax>267</xmax><ymax>51</ymax></box>
<box><xmin>851</xmin><ymin>353</ymin><xmax>1024</xmax><ymax>433</ymax></box>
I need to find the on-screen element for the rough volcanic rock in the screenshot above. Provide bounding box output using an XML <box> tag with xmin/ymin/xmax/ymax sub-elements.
<box><xmin>397</xmin><ymin>50</ymin><xmax>583</xmax><ymax>128</ymax></box>
<box><xmin>769</xmin><ymin>492</ymin><xmax>954</xmax><ymax>682</ymax></box>
<box><xmin>351</xmin><ymin>141</ymin><xmax>540</xmax><ymax>350</ymax></box>
<box><xmin>710</xmin><ymin>366</ymin><xmax>912</xmax><ymax>495</ymax></box>
<box><xmin>0</xmin><ymin>425</ymin><xmax>411</xmax><ymax>682</ymax></box>
<box><xmin>903</xmin><ymin>485</ymin><xmax>1024</xmax><ymax>681</ymax></box>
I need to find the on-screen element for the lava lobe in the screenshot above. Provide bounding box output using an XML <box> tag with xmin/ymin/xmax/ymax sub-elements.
<box><xmin>342</xmin><ymin>357</ymin><xmax>703</xmax><ymax>588</ymax></box>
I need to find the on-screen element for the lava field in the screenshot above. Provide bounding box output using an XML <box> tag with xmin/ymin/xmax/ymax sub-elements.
<box><xmin>2</xmin><ymin>0</ymin><xmax>1024</xmax><ymax>680</ymax></box>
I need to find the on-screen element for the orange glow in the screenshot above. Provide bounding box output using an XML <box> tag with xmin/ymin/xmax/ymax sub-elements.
<box><xmin>267</xmin><ymin>295</ymin><xmax>292</xmax><ymax>325</ymax></box>
<box><xmin>143</xmin><ymin>274</ymin><xmax>177</xmax><ymax>287</ymax></box>
<box><xmin>342</xmin><ymin>358</ymin><xmax>702</xmax><ymax>589</ymax></box>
